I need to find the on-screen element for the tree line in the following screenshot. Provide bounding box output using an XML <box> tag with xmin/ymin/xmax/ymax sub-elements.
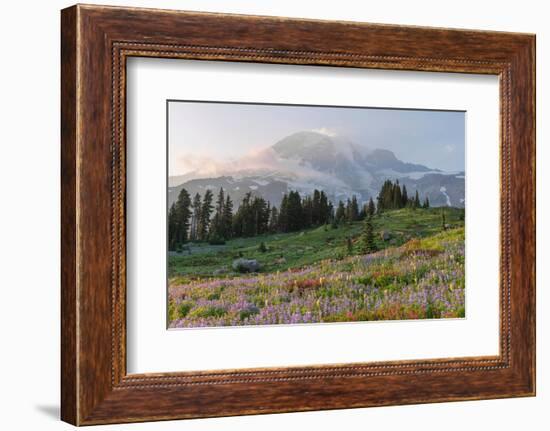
<box><xmin>168</xmin><ymin>180</ymin><xmax>430</xmax><ymax>250</ymax></box>
<box><xmin>376</xmin><ymin>179</ymin><xmax>429</xmax><ymax>211</ymax></box>
<box><xmin>169</xmin><ymin>188</ymin><xmax>333</xmax><ymax>249</ymax></box>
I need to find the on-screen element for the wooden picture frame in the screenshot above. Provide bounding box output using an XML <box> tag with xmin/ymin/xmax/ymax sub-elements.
<box><xmin>61</xmin><ymin>4</ymin><xmax>535</xmax><ymax>425</ymax></box>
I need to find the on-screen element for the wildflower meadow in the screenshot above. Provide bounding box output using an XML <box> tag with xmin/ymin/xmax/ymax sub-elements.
<box><xmin>168</xmin><ymin>224</ymin><xmax>465</xmax><ymax>328</ymax></box>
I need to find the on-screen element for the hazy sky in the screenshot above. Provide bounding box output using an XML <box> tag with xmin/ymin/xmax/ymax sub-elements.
<box><xmin>168</xmin><ymin>101</ymin><xmax>465</xmax><ymax>176</ymax></box>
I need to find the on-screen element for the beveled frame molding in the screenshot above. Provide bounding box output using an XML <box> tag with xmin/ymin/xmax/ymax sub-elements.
<box><xmin>61</xmin><ymin>4</ymin><xmax>535</xmax><ymax>425</ymax></box>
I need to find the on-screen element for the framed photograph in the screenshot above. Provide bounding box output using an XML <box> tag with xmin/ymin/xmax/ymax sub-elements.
<box><xmin>61</xmin><ymin>4</ymin><xmax>535</xmax><ymax>425</ymax></box>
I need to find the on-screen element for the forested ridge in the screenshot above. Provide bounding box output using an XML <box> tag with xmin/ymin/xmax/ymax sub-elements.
<box><xmin>168</xmin><ymin>179</ymin><xmax>430</xmax><ymax>251</ymax></box>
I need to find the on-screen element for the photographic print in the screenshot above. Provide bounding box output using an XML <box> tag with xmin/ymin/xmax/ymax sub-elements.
<box><xmin>167</xmin><ymin>101</ymin><xmax>465</xmax><ymax>328</ymax></box>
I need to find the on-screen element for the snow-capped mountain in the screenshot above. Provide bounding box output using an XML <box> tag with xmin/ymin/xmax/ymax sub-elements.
<box><xmin>169</xmin><ymin>130</ymin><xmax>465</xmax><ymax>208</ymax></box>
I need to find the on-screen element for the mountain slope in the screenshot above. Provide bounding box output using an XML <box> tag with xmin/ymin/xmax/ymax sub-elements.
<box><xmin>169</xmin><ymin>130</ymin><xmax>464</xmax><ymax>208</ymax></box>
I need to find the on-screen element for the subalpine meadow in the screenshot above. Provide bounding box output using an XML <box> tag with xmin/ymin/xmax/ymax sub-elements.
<box><xmin>168</xmin><ymin>187</ymin><xmax>465</xmax><ymax>328</ymax></box>
<box><xmin>167</xmin><ymin>103</ymin><xmax>465</xmax><ymax>328</ymax></box>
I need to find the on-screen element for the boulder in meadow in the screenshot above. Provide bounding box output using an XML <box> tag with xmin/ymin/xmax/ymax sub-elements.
<box><xmin>232</xmin><ymin>258</ymin><xmax>261</xmax><ymax>273</ymax></box>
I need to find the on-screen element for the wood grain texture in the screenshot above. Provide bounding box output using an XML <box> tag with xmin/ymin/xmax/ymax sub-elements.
<box><xmin>60</xmin><ymin>5</ymin><xmax>78</xmax><ymax>425</ymax></box>
<box><xmin>60</xmin><ymin>4</ymin><xmax>536</xmax><ymax>425</ymax></box>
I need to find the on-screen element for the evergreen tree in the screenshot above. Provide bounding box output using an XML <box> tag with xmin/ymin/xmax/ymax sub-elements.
<box><xmin>231</xmin><ymin>193</ymin><xmax>247</xmax><ymax>238</ymax></box>
<box><xmin>360</xmin><ymin>215</ymin><xmax>377</xmax><ymax>253</ymax></box>
<box><xmin>268</xmin><ymin>206</ymin><xmax>279</xmax><ymax>233</ymax></box>
<box><xmin>222</xmin><ymin>195</ymin><xmax>233</xmax><ymax>239</ymax></box>
<box><xmin>377</xmin><ymin>179</ymin><xmax>395</xmax><ymax>211</ymax></box>
<box><xmin>243</xmin><ymin>193</ymin><xmax>256</xmax><ymax>237</ymax></box>
<box><xmin>215</xmin><ymin>188</ymin><xmax>225</xmax><ymax>216</ymax></box>
<box><xmin>198</xmin><ymin>189</ymin><xmax>214</xmax><ymax>240</ymax></box>
<box><xmin>264</xmin><ymin>202</ymin><xmax>271</xmax><ymax>233</ymax></box>
<box><xmin>423</xmin><ymin>196</ymin><xmax>430</xmax><ymax>209</ymax></box>
<box><xmin>327</xmin><ymin>201</ymin><xmax>335</xmax><ymax>224</ymax></box>
<box><xmin>167</xmin><ymin>203</ymin><xmax>178</xmax><ymax>251</ymax></box>
<box><xmin>401</xmin><ymin>184</ymin><xmax>409</xmax><ymax>207</ymax></box>
<box><xmin>175</xmin><ymin>188</ymin><xmax>192</xmax><ymax>244</ymax></box>
<box><xmin>345</xmin><ymin>198</ymin><xmax>352</xmax><ymax>221</ymax></box>
<box><xmin>312</xmin><ymin>189</ymin><xmax>321</xmax><ymax>225</ymax></box>
<box><xmin>441</xmin><ymin>208</ymin><xmax>447</xmax><ymax>230</ymax></box>
<box><xmin>231</xmin><ymin>193</ymin><xmax>269</xmax><ymax>238</ymax></box>
<box><xmin>319</xmin><ymin>191</ymin><xmax>330</xmax><ymax>224</ymax></box>
<box><xmin>168</xmin><ymin>188</ymin><xmax>192</xmax><ymax>249</ymax></box>
<box><xmin>414</xmin><ymin>190</ymin><xmax>421</xmax><ymax>209</ymax></box>
<box><xmin>392</xmin><ymin>180</ymin><xmax>402</xmax><ymax>209</ymax></box>
<box><xmin>278</xmin><ymin>194</ymin><xmax>289</xmax><ymax>232</ymax></box>
<box><xmin>190</xmin><ymin>193</ymin><xmax>202</xmax><ymax>241</ymax></box>
<box><xmin>335</xmin><ymin>200</ymin><xmax>346</xmax><ymax>222</ymax></box>
<box><xmin>286</xmin><ymin>190</ymin><xmax>303</xmax><ymax>232</ymax></box>
<box><xmin>367</xmin><ymin>197</ymin><xmax>376</xmax><ymax>217</ymax></box>
<box><xmin>349</xmin><ymin>195</ymin><xmax>360</xmax><ymax>221</ymax></box>
<box><xmin>209</xmin><ymin>187</ymin><xmax>225</xmax><ymax>240</ymax></box>
<box><xmin>302</xmin><ymin>195</ymin><xmax>313</xmax><ymax>228</ymax></box>
<box><xmin>252</xmin><ymin>196</ymin><xmax>269</xmax><ymax>235</ymax></box>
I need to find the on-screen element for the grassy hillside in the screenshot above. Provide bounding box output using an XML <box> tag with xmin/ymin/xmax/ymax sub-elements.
<box><xmin>168</xmin><ymin>207</ymin><xmax>464</xmax><ymax>280</ymax></box>
<box><xmin>169</xmin><ymin>225</ymin><xmax>465</xmax><ymax>327</ymax></box>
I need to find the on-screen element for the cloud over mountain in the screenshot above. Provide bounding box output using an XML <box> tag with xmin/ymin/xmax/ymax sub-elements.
<box><xmin>170</xmin><ymin>131</ymin><xmax>464</xmax><ymax>209</ymax></box>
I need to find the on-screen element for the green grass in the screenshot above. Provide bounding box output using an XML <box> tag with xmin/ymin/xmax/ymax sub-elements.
<box><xmin>168</xmin><ymin>207</ymin><xmax>465</xmax><ymax>279</ymax></box>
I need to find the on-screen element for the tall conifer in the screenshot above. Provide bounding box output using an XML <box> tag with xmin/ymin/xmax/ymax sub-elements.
<box><xmin>190</xmin><ymin>193</ymin><xmax>202</xmax><ymax>241</ymax></box>
<box><xmin>401</xmin><ymin>184</ymin><xmax>409</xmax><ymax>207</ymax></box>
<box><xmin>198</xmin><ymin>189</ymin><xmax>214</xmax><ymax>240</ymax></box>
<box><xmin>335</xmin><ymin>200</ymin><xmax>346</xmax><ymax>222</ymax></box>
<box><xmin>361</xmin><ymin>215</ymin><xmax>377</xmax><ymax>253</ymax></box>
<box><xmin>350</xmin><ymin>195</ymin><xmax>360</xmax><ymax>221</ymax></box>
<box><xmin>367</xmin><ymin>197</ymin><xmax>376</xmax><ymax>217</ymax></box>
<box><xmin>414</xmin><ymin>190</ymin><xmax>421</xmax><ymax>209</ymax></box>
<box><xmin>268</xmin><ymin>206</ymin><xmax>279</xmax><ymax>233</ymax></box>
<box><xmin>222</xmin><ymin>195</ymin><xmax>233</xmax><ymax>239</ymax></box>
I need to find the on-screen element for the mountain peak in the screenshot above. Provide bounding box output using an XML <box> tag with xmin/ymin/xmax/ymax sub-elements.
<box><xmin>369</xmin><ymin>148</ymin><xmax>398</xmax><ymax>163</ymax></box>
<box><xmin>169</xmin><ymin>130</ymin><xmax>462</xmax><ymax>209</ymax></box>
<box><xmin>366</xmin><ymin>149</ymin><xmax>403</xmax><ymax>170</ymax></box>
<box><xmin>272</xmin><ymin>131</ymin><xmax>337</xmax><ymax>159</ymax></box>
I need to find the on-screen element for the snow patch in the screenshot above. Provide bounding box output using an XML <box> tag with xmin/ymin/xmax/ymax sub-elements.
<box><xmin>440</xmin><ymin>186</ymin><xmax>452</xmax><ymax>207</ymax></box>
<box><xmin>379</xmin><ymin>170</ymin><xmax>458</xmax><ymax>180</ymax></box>
<box><xmin>406</xmin><ymin>171</ymin><xmax>441</xmax><ymax>180</ymax></box>
<box><xmin>249</xmin><ymin>185</ymin><xmax>258</xmax><ymax>190</ymax></box>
